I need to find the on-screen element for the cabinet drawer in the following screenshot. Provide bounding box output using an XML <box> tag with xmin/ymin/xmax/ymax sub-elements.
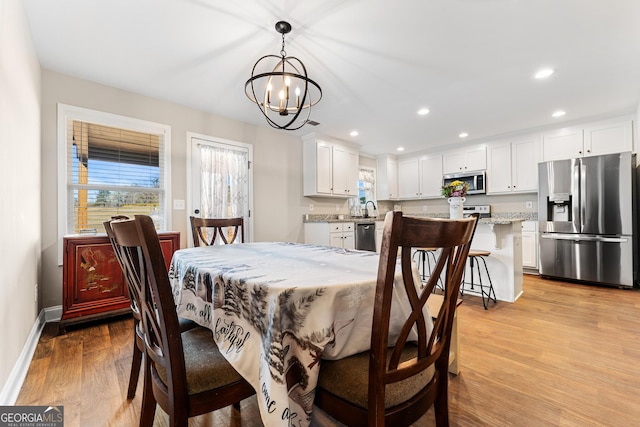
<box><xmin>522</xmin><ymin>221</ymin><xmax>537</xmax><ymax>232</ymax></box>
<box><xmin>330</xmin><ymin>222</ymin><xmax>354</xmax><ymax>232</ymax></box>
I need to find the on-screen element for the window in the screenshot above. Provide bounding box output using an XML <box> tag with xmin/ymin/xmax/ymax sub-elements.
<box><xmin>57</xmin><ymin>104</ymin><xmax>171</xmax><ymax>263</ymax></box>
<box><xmin>358</xmin><ymin>166</ymin><xmax>376</xmax><ymax>205</ymax></box>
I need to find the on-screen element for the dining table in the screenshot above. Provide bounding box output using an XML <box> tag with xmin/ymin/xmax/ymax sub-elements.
<box><xmin>168</xmin><ymin>241</ymin><xmax>432</xmax><ymax>427</ymax></box>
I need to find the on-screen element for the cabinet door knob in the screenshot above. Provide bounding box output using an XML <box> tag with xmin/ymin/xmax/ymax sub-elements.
<box><xmin>578</xmin><ymin>151</ymin><xmax>582</xmax><ymax>154</ymax></box>
<box><xmin>587</xmin><ymin>149</ymin><xmax>591</xmax><ymax>153</ymax></box>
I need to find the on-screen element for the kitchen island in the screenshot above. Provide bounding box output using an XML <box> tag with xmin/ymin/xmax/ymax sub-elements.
<box><xmin>303</xmin><ymin>214</ymin><xmax>524</xmax><ymax>303</ymax></box>
<box><xmin>465</xmin><ymin>218</ymin><xmax>524</xmax><ymax>303</ymax></box>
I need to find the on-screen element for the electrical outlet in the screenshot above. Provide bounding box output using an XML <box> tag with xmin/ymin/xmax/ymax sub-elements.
<box><xmin>526</xmin><ymin>201</ymin><xmax>533</xmax><ymax>209</ymax></box>
<box><xmin>422</xmin><ymin>205</ymin><xmax>428</xmax><ymax>212</ymax></box>
<box><xmin>309</xmin><ymin>204</ymin><xmax>314</xmax><ymax>211</ymax></box>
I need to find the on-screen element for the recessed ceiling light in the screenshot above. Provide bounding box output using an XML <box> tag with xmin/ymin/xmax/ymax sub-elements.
<box><xmin>458</xmin><ymin>132</ymin><xmax>469</xmax><ymax>138</ymax></box>
<box><xmin>350</xmin><ymin>130</ymin><xmax>359</xmax><ymax>137</ymax></box>
<box><xmin>534</xmin><ymin>68</ymin><xmax>555</xmax><ymax>79</ymax></box>
<box><xmin>397</xmin><ymin>147</ymin><xmax>405</xmax><ymax>152</ymax></box>
<box><xmin>552</xmin><ymin>110</ymin><xmax>566</xmax><ymax>117</ymax></box>
<box><xmin>417</xmin><ymin>108</ymin><xmax>430</xmax><ymax>116</ymax></box>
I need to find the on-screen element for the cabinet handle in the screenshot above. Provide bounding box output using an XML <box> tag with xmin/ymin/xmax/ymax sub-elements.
<box><xmin>587</xmin><ymin>149</ymin><xmax>591</xmax><ymax>153</ymax></box>
<box><xmin>578</xmin><ymin>151</ymin><xmax>582</xmax><ymax>154</ymax></box>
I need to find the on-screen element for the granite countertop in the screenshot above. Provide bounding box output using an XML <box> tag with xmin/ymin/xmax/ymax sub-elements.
<box><xmin>303</xmin><ymin>212</ymin><xmax>537</xmax><ymax>224</ymax></box>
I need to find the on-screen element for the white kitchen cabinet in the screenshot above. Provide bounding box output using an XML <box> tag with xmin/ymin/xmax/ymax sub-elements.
<box><xmin>376</xmin><ymin>154</ymin><xmax>398</xmax><ymax>200</ymax></box>
<box><xmin>304</xmin><ymin>222</ymin><xmax>355</xmax><ymax>249</ymax></box>
<box><xmin>303</xmin><ymin>134</ymin><xmax>359</xmax><ymax>198</ymax></box>
<box><xmin>398</xmin><ymin>157</ymin><xmax>420</xmax><ymax>199</ymax></box>
<box><xmin>398</xmin><ymin>154</ymin><xmax>443</xmax><ymax>199</ymax></box>
<box><xmin>443</xmin><ymin>145</ymin><xmax>486</xmax><ymax>174</ymax></box>
<box><xmin>542</xmin><ymin>118</ymin><xmax>632</xmax><ymax>161</ymax></box>
<box><xmin>487</xmin><ymin>136</ymin><xmax>540</xmax><ymax>194</ymax></box>
<box><xmin>521</xmin><ymin>221</ymin><xmax>538</xmax><ymax>270</ymax></box>
<box><xmin>375</xmin><ymin>220</ymin><xmax>384</xmax><ymax>253</ymax></box>
<box><xmin>583</xmin><ymin>119</ymin><xmax>633</xmax><ymax>157</ymax></box>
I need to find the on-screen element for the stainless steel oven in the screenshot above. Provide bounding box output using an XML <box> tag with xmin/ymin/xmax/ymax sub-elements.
<box><xmin>442</xmin><ymin>170</ymin><xmax>486</xmax><ymax>195</ymax></box>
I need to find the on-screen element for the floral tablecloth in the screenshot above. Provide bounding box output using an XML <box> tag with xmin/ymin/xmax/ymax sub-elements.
<box><xmin>169</xmin><ymin>242</ymin><xmax>432</xmax><ymax>427</ymax></box>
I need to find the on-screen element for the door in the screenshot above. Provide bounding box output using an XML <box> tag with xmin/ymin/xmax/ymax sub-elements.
<box><xmin>189</xmin><ymin>133</ymin><xmax>253</xmax><ymax>245</ymax></box>
<box><xmin>538</xmin><ymin>158</ymin><xmax>579</xmax><ymax>233</ymax></box>
<box><xmin>580</xmin><ymin>152</ymin><xmax>633</xmax><ymax>236</ymax></box>
<box><xmin>539</xmin><ymin>234</ymin><xmax>633</xmax><ymax>287</ymax></box>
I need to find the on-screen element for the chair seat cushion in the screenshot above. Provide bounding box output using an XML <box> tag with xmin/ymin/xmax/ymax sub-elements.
<box><xmin>317</xmin><ymin>343</ymin><xmax>435</xmax><ymax>409</ymax></box>
<box><xmin>156</xmin><ymin>326</ymin><xmax>246</xmax><ymax>395</ymax></box>
<box><xmin>178</xmin><ymin>316</ymin><xmax>198</xmax><ymax>332</ymax></box>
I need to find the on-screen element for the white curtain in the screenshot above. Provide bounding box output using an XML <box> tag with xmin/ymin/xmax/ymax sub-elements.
<box><xmin>199</xmin><ymin>144</ymin><xmax>248</xmax><ymax>219</ymax></box>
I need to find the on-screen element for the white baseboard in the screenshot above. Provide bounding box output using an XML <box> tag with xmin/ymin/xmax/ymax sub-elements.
<box><xmin>45</xmin><ymin>305</ymin><xmax>62</xmax><ymax>322</ymax></box>
<box><xmin>0</xmin><ymin>305</ymin><xmax>62</xmax><ymax>405</ymax></box>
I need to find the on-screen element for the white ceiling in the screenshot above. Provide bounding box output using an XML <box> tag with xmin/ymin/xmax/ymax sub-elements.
<box><xmin>23</xmin><ymin>0</ymin><xmax>640</xmax><ymax>155</ymax></box>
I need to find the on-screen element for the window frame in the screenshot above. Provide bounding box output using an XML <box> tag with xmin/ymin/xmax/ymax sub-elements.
<box><xmin>57</xmin><ymin>103</ymin><xmax>172</xmax><ymax>265</ymax></box>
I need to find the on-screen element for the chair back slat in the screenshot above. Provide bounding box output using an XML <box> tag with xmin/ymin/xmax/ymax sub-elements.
<box><xmin>190</xmin><ymin>216</ymin><xmax>245</xmax><ymax>246</ymax></box>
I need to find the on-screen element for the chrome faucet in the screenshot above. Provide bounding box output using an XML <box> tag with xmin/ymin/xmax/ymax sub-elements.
<box><xmin>363</xmin><ymin>201</ymin><xmax>377</xmax><ymax>218</ymax></box>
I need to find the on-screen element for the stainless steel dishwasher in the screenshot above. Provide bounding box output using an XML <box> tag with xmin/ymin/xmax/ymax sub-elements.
<box><xmin>355</xmin><ymin>222</ymin><xmax>376</xmax><ymax>252</ymax></box>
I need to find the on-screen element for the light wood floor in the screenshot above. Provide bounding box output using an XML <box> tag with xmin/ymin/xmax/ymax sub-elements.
<box><xmin>16</xmin><ymin>275</ymin><xmax>640</xmax><ymax>426</ymax></box>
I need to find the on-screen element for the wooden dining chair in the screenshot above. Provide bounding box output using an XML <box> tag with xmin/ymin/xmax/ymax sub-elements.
<box><xmin>190</xmin><ymin>216</ymin><xmax>244</xmax><ymax>247</ymax></box>
<box><xmin>314</xmin><ymin>211</ymin><xmax>478</xmax><ymax>427</ymax></box>
<box><xmin>104</xmin><ymin>218</ymin><xmax>197</xmax><ymax>400</ymax></box>
<box><xmin>112</xmin><ymin>215</ymin><xmax>255</xmax><ymax>427</ymax></box>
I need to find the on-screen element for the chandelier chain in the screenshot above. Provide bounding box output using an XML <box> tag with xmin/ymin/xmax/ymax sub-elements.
<box><xmin>280</xmin><ymin>32</ymin><xmax>286</xmax><ymax>58</ymax></box>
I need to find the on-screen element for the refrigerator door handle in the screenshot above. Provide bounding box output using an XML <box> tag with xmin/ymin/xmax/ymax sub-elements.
<box><xmin>572</xmin><ymin>160</ymin><xmax>581</xmax><ymax>232</ymax></box>
<box><xmin>540</xmin><ymin>234</ymin><xmax>629</xmax><ymax>243</ymax></box>
<box><xmin>580</xmin><ymin>160</ymin><xmax>586</xmax><ymax>233</ymax></box>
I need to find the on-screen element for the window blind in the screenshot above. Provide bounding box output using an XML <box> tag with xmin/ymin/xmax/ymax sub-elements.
<box><xmin>66</xmin><ymin>120</ymin><xmax>166</xmax><ymax>234</ymax></box>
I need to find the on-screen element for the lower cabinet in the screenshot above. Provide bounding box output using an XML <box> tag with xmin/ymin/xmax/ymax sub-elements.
<box><xmin>61</xmin><ymin>232</ymin><xmax>180</xmax><ymax>329</ymax></box>
<box><xmin>521</xmin><ymin>221</ymin><xmax>538</xmax><ymax>270</ymax></box>
<box><xmin>304</xmin><ymin>222</ymin><xmax>355</xmax><ymax>249</ymax></box>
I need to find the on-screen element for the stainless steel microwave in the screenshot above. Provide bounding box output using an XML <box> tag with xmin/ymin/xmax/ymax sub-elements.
<box><xmin>442</xmin><ymin>171</ymin><xmax>486</xmax><ymax>195</ymax></box>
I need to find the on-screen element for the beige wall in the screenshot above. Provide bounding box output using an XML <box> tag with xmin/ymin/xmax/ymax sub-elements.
<box><xmin>0</xmin><ymin>0</ymin><xmax>42</xmax><ymax>399</ymax></box>
<box><xmin>40</xmin><ymin>70</ymin><xmax>351</xmax><ymax>309</ymax></box>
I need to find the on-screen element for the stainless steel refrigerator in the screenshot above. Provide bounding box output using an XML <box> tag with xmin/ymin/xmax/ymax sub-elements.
<box><xmin>538</xmin><ymin>151</ymin><xmax>637</xmax><ymax>288</ymax></box>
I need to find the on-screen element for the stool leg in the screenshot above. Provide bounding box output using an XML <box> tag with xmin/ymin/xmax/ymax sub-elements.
<box><xmin>474</xmin><ymin>257</ymin><xmax>488</xmax><ymax>310</ymax></box>
<box><xmin>427</xmin><ymin>250</ymin><xmax>444</xmax><ymax>292</ymax></box>
<box><xmin>479</xmin><ymin>256</ymin><xmax>497</xmax><ymax>307</ymax></box>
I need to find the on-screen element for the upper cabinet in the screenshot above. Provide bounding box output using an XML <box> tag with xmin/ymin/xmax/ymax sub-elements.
<box><xmin>376</xmin><ymin>154</ymin><xmax>399</xmax><ymax>200</ymax></box>
<box><xmin>303</xmin><ymin>135</ymin><xmax>359</xmax><ymax>198</ymax></box>
<box><xmin>542</xmin><ymin>118</ymin><xmax>633</xmax><ymax>162</ymax></box>
<box><xmin>397</xmin><ymin>153</ymin><xmax>443</xmax><ymax>199</ymax></box>
<box><xmin>443</xmin><ymin>145</ymin><xmax>487</xmax><ymax>174</ymax></box>
<box><xmin>487</xmin><ymin>135</ymin><xmax>540</xmax><ymax>194</ymax></box>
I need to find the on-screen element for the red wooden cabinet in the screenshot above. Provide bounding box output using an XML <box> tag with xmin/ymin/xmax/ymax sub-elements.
<box><xmin>61</xmin><ymin>232</ymin><xmax>179</xmax><ymax>329</ymax></box>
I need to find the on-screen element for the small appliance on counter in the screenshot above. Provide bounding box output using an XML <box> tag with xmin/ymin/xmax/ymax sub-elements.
<box><xmin>462</xmin><ymin>205</ymin><xmax>491</xmax><ymax>218</ymax></box>
<box><xmin>349</xmin><ymin>197</ymin><xmax>362</xmax><ymax>217</ymax></box>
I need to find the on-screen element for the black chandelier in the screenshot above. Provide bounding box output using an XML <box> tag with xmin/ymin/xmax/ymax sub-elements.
<box><xmin>245</xmin><ymin>21</ymin><xmax>322</xmax><ymax>131</ymax></box>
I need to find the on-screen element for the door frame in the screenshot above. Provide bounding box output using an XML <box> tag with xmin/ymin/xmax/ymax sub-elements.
<box><xmin>186</xmin><ymin>132</ymin><xmax>254</xmax><ymax>246</ymax></box>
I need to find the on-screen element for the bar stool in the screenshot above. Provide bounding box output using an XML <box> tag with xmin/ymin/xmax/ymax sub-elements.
<box><xmin>461</xmin><ymin>249</ymin><xmax>496</xmax><ymax>309</ymax></box>
<box><xmin>413</xmin><ymin>248</ymin><xmax>443</xmax><ymax>291</ymax></box>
